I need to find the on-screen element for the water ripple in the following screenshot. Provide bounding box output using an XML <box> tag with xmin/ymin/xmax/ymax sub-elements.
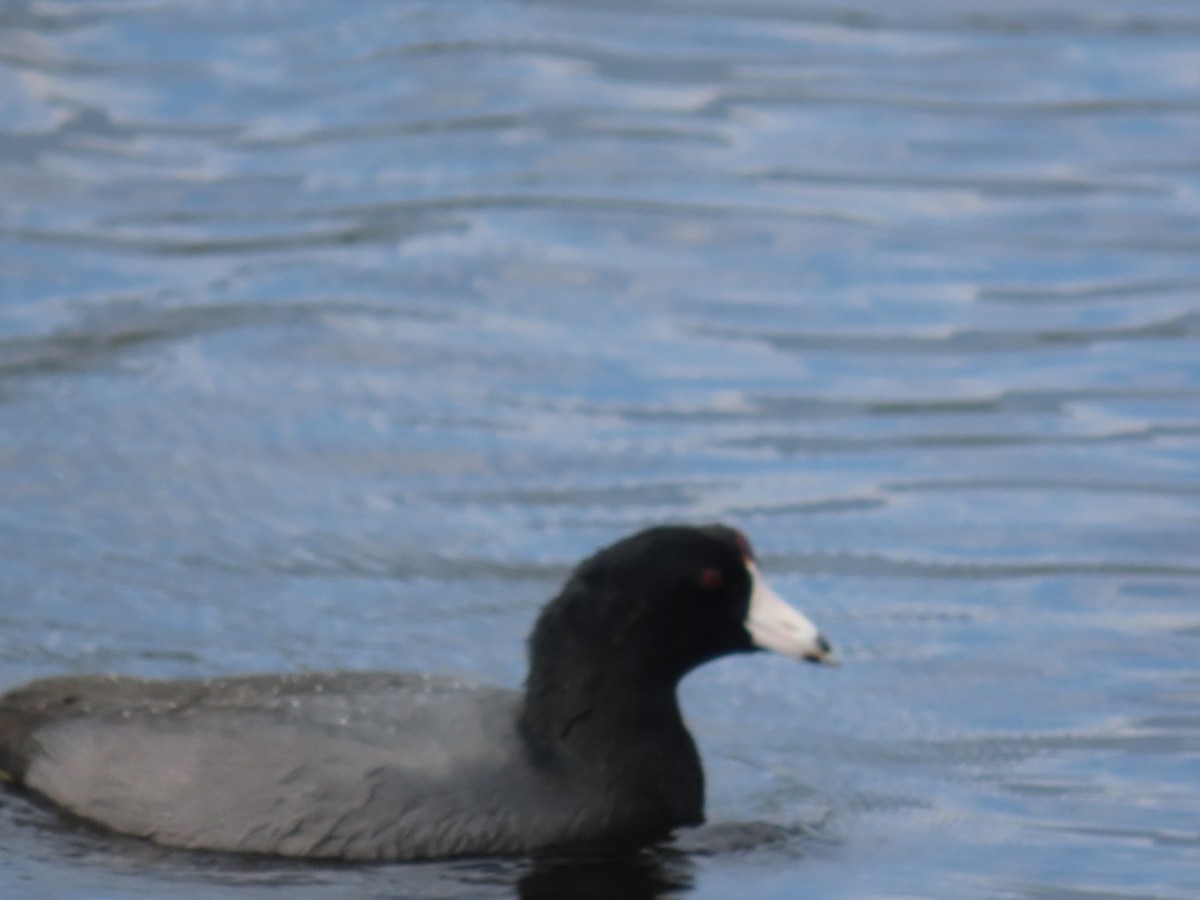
<box><xmin>696</xmin><ymin>312</ymin><xmax>1200</xmax><ymax>355</ymax></box>
<box><xmin>762</xmin><ymin>551</ymin><xmax>1200</xmax><ymax>581</ymax></box>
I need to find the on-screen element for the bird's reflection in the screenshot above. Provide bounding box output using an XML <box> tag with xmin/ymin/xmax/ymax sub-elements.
<box><xmin>512</xmin><ymin>821</ymin><xmax>811</xmax><ymax>899</ymax></box>
<box><xmin>517</xmin><ymin>846</ymin><xmax>694</xmax><ymax>900</ymax></box>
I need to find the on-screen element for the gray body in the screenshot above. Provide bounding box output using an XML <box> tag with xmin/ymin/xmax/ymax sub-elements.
<box><xmin>0</xmin><ymin>672</ymin><xmax>692</xmax><ymax>860</ymax></box>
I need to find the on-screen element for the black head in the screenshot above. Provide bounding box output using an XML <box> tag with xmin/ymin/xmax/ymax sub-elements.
<box><xmin>526</xmin><ymin>525</ymin><xmax>835</xmax><ymax>692</ymax></box>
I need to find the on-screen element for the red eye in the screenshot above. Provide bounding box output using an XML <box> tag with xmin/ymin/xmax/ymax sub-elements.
<box><xmin>699</xmin><ymin>567</ymin><xmax>725</xmax><ymax>590</ymax></box>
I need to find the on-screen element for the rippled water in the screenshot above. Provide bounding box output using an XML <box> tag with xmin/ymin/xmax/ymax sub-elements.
<box><xmin>2</xmin><ymin>1</ymin><xmax>1199</xmax><ymax>897</ymax></box>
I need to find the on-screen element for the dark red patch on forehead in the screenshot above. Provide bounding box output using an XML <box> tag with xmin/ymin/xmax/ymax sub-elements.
<box><xmin>732</xmin><ymin>529</ymin><xmax>755</xmax><ymax>561</ymax></box>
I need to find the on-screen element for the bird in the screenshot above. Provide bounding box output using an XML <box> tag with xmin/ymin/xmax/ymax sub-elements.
<box><xmin>0</xmin><ymin>524</ymin><xmax>835</xmax><ymax>861</ymax></box>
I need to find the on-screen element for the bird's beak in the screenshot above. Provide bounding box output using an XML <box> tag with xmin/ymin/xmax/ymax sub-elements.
<box><xmin>744</xmin><ymin>563</ymin><xmax>837</xmax><ymax>665</ymax></box>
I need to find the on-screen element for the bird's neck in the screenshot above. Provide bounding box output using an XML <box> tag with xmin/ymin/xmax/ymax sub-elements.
<box><xmin>518</xmin><ymin>653</ymin><xmax>704</xmax><ymax>825</ymax></box>
<box><xmin>515</xmin><ymin>580</ymin><xmax>706</xmax><ymax>825</ymax></box>
<box><xmin>521</xmin><ymin>653</ymin><xmax>686</xmax><ymax>747</ymax></box>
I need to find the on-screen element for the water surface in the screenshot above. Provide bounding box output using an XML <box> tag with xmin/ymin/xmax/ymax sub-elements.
<box><xmin>2</xmin><ymin>1</ymin><xmax>1199</xmax><ymax>897</ymax></box>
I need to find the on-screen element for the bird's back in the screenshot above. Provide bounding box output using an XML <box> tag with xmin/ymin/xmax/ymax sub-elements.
<box><xmin>0</xmin><ymin>672</ymin><xmax>579</xmax><ymax>859</ymax></box>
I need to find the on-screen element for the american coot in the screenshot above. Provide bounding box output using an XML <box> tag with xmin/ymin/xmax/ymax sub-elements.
<box><xmin>0</xmin><ymin>524</ymin><xmax>835</xmax><ymax>861</ymax></box>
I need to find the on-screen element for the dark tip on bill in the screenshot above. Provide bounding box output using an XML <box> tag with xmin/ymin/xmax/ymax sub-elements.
<box><xmin>803</xmin><ymin>634</ymin><xmax>838</xmax><ymax>666</ymax></box>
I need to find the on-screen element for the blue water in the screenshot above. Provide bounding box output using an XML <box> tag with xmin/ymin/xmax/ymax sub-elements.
<box><xmin>2</xmin><ymin>1</ymin><xmax>1199</xmax><ymax>897</ymax></box>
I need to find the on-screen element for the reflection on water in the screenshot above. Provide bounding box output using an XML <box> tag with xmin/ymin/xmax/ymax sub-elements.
<box><xmin>516</xmin><ymin>850</ymin><xmax>694</xmax><ymax>900</ymax></box>
<box><xmin>2</xmin><ymin>0</ymin><xmax>1199</xmax><ymax>898</ymax></box>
